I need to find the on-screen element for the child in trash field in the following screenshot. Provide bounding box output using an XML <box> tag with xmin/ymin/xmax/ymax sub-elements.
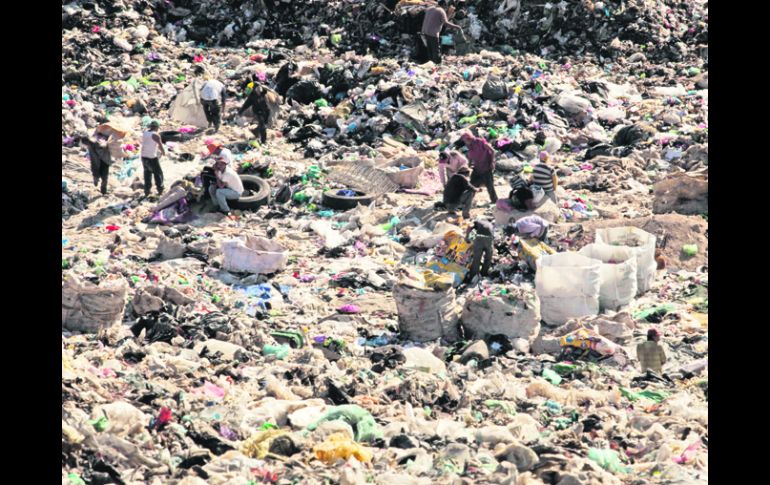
<box><xmin>463</xmin><ymin>217</ymin><xmax>495</xmax><ymax>285</ymax></box>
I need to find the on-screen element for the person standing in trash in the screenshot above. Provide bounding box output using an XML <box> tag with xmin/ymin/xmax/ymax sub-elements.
<box><xmin>438</xmin><ymin>150</ymin><xmax>469</xmax><ymax>186</ymax></box>
<box><xmin>238</xmin><ymin>81</ymin><xmax>271</xmax><ymax>145</ymax></box>
<box><xmin>140</xmin><ymin>121</ymin><xmax>166</xmax><ymax>197</ymax></box>
<box><xmin>443</xmin><ymin>165</ymin><xmax>480</xmax><ymax>219</ymax></box>
<box><xmin>81</xmin><ymin>132</ymin><xmax>113</xmax><ymax>195</ymax></box>
<box><xmin>208</xmin><ymin>149</ymin><xmax>244</xmax><ymax>216</ymax></box>
<box><xmin>531</xmin><ymin>151</ymin><xmax>559</xmax><ymax>203</ymax></box>
<box><xmin>200</xmin><ymin>74</ymin><xmax>227</xmax><ymax>132</ymax></box>
<box><xmin>465</xmin><ymin>217</ymin><xmax>495</xmax><ymax>284</ymax></box>
<box><xmin>460</xmin><ymin>132</ymin><xmax>498</xmax><ymax>203</ymax></box>
<box><xmin>637</xmin><ymin>328</ymin><xmax>667</xmax><ymax>375</ymax></box>
<box><xmin>420</xmin><ymin>0</ymin><xmax>463</xmax><ymax>64</ymax></box>
<box><xmin>511</xmin><ymin>215</ymin><xmax>550</xmax><ymax>241</ymax></box>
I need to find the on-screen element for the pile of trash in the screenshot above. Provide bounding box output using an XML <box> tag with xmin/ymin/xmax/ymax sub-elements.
<box><xmin>62</xmin><ymin>1</ymin><xmax>707</xmax><ymax>484</ymax></box>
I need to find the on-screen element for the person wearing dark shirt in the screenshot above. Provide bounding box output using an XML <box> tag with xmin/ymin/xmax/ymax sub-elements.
<box><xmin>443</xmin><ymin>166</ymin><xmax>480</xmax><ymax>218</ymax></box>
<box><xmin>238</xmin><ymin>82</ymin><xmax>271</xmax><ymax>144</ymax></box>
<box><xmin>421</xmin><ymin>0</ymin><xmax>463</xmax><ymax>64</ymax></box>
<box><xmin>81</xmin><ymin>133</ymin><xmax>113</xmax><ymax>195</ymax></box>
<box><xmin>461</xmin><ymin>131</ymin><xmax>498</xmax><ymax>203</ymax></box>
<box><xmin>465</xmin><ymin>217</ymin><xmax>495</xmax><ymax>283</ymax></box>
<box><xmin>508</xmin><ymin>173</ymin><xmax>535</xmax><ymax>211</ymax></box>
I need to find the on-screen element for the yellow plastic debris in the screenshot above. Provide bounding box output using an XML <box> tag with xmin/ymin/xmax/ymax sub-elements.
<box><xmin>241</xmin><ymin>429</ymin><xmax>287</xmax><ymax>459</ymax></box>
<box><xmin>313</xmin><ymin>432</ymin><xmax>373</xmax><ymax>464</ymax></box>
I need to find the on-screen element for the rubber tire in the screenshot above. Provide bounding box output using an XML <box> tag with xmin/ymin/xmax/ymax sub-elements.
<box><xmin>322</xmin><ymin>190</ymin><xmax>374</xmax><ymax>211</ymax></box>
<box><xmin>160</xmin><ymin>130</ymin><xmax>200</xmax><ymax>142</ymax></box>
<box><xmin>229</xmin><ymin>175</ymin><xmax>270</xmax><ymax>210</ymax></box>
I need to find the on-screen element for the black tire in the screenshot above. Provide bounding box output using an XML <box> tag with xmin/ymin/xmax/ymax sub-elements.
<box><xmin>322</xmin><ymin>190</ymin><xmax>374</xmax><ymax>211</ymax></box>
<box><xmin>230</xmin><ymin>175</ymin><xmax>270</xmax><ymax>210</ymax></box>
<box><xmin>160</xmin><ymin>130</ymin><xmax>201</xmax><ymax>142</ymax></box>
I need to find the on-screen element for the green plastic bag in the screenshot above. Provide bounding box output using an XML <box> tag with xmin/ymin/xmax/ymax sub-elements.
<box><xmin>262</xmin><ymin>344</ymin><xmax>290</xmax><ymax>360</ymax></box>
<box><xmin>620</xmin><ymin>387</ymin><xmax>670</xmax><ymax>403</ymax></box>
<box><xmin>484</xmin><ymin>400</ymin><xmax>516</xmax><ymax>415</ymax></box>
<box><xmin>306</xmin><ymin>405</ymin><xmax>383</xmax><ymax>443</ymax></box>
<box><xmin>587</xmin><ymin>448</ymin><xmax>630</xmax><ymax>473</ymax></box>
<box><xmin>88</xmin><ymin>416</ymin><xmax>108</xmax><ymax>432</ymax></box>
<box><xmin>633</xmin><ymin>304</ymin><xmax>675</xmax><ymax>321</ymax></box>
<box><xmin>682</xmin><ymin>244</ymin><xmax>698</xmax><ymax>256</ymax></box>
<box><xmin>125</xmin><ymin>77</ymin><xmax>140</xmax><ymax>89</ymax></box>
<box><xmin>542</xmin><ymin>368</ymin><xmax>562</xmax><ymax>385</ymax></box>
<box><xmin>553</xmin><ymin>363</ymin><xmax>578</xmax><ymax>375</ymax></box>
<box><xmin>68</xmin><ymin>473</ymin><xmax>86</xmax><ymax>485</ymax></box>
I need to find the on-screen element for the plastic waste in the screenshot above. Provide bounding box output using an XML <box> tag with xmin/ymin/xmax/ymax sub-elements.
<box><xmin>587</xmin><ymin>448</ymin><xmax>630</xmax><ymax>473</ymax></box>
<box><xmin>313</xmin><ymin>432</ymin><xmax>373</xmax><ymax>463</ymax></box>
<box><xmin>307</xmin><ymin>405</ymin><xmax>383</xmax><ymax>443</ymax></box>
<box><xmin>263</xmin><ymin>344</ymin><xmax>290</xmax><ymax>360</ymax></box>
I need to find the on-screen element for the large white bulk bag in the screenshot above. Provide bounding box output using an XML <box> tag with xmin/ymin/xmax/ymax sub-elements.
<box><xmin>536</xmin><ymin>253</ymin><xmax>601</xmax><ymax>326</ymax></box>
<box><xmin>578</xmin><ymin>243</ymin><xmax>637</xmax><ymax>311</ymax></box>
<box><xmin>595</xmin><ymin>227</ymin><xmax>656</xmax><ymax>294</ymax></box>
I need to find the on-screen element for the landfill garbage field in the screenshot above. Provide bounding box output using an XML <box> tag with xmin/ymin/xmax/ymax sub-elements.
<box><xmin>62</xmin><ymin>1</ymin><xmax>707</xmax><ymax>484</ymax></box>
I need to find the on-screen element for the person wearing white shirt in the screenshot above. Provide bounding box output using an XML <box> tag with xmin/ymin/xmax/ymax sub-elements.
<box><xmin>200</xmin><ymin>75</ymin><xmax>227</xmax><ymax>132</ymax></box>
<box><xmin>205</xmin><ymin>143</ymin><xmax>243</xmax><ymax>214</ymax></box>
<box><xmin>140</xmin><ymin>120</ymin><xmax>166</xmax><ymax>196</ymax></box>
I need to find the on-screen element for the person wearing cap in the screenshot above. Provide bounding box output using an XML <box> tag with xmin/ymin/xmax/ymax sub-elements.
<box><xmin>465</xmin><ymin>217</ymin><xmax>495</xmax><ymax>284</ymax></box>
<box><xmin>531</xmin><ymin>151</ymin><xmax>558</xmax><ymax>203</ymax></box>
<box><xmin>207</xmin><ymin>149</ymin><xmax>244</xmax><ymax>215</ymax></box>
<box><xmin>420</xmin><ymin>0</ymin><xmax>463</xmax><ymax>64</ymax></box>
<box><xmin>460</xmin><ymin>131</ymin><xmax>498</xmax><ymax>203</ymax></box>
<box><xmin>140</xmin><ymin>120</ymin><xmax>166</xmax><ymax>197</ymax></box>
<box><xmin>238</xmin><ymin>81</ymin><xmax>271</xmax><ymax>144</ymax></box>
<box><xmin>438</xmin><ymin>150</ymin><xmax>469</xmax><ymax>187</ymax></box>
<box><xmin>81</xmin><ymin>132</ymin><xmax>113</xmax><ymax>195</ymax></box>
<box><xmin>511</xmin><ymin>215</ymin><xmax>549</xmax><ymax>241</ymax></box>
<box><xmin>443</xmin><ymin>165</ymin><xmax>480</xmax><ymax>219</ymax></box>
<box><xmin>637</xmin><ymin>329</ymin><xmax>667</xmax><ymax>375</ymax></box>
<box><xmin>204</xmin><ymin>140</ymin><xmax>234</xmax><ymax>166</ymax></box>
<box><xmin>200</xmin><ymin>74</ymin><xmax>227</xmax><ymax>132</ymax></box>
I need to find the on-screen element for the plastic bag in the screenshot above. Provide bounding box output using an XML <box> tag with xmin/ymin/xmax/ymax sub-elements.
<box><xmin>595</xmin><ymin>227</ymin><xmax>656</xmax><ymax>294</ymax></box>
<box><xmin>535</xmin><ymin>253</ymin><xmax>601</xmax><ymax>326</ymax></box>
<box><xmin>461</xmin><ymin>287</ymin><xmax>541</xmax><ymax>341</ymax></box>
<box><xmin>587</xmin><ymin>448</ymin><xmax>630</xmax><ymax>473</ymax></box>
<box><xmin>560</xmin><ymin>328</ymin><xmax>617</xmax><ymax>356</ymax></box>
<box><xmin>62</xmin><ymin>276</ymin><xmax>128</xmax><ymax>333</ymax></box>
<box><xmin>393</xmin><ymin>280</ymin><xmax>461</xmax><ymax>342</ymax></box>
<box><xmin>221</xmin><ymin>236</ymin><xmax>288</xmax><ymax>274</ymax></box>
<box><xmin>168</xmin><ymin>80</ymin><xmax>207</xmax><ymax>128</ymax></box>
<box><xmin>556</xmin><ymin>92</ymin><xmax>592</xmax><ymax>116</ymax></box>
<box><xmin>518</xmin><ymin>238</ymin><xmax>556</xmax><ymax>271</ymax></box>
<box><xmin>313</xmin><ymin>432</ymin><xmax>373</xmax><ymax>463</ymax></box>
<box><xmin>578</xmin><ymin>243</ymin><xmax>637</xmax><ymax>310</ymax></box>
<box><xmin>306</xmin><ymin>405</ymin><xmax>383</xmax><ymax>443</ymax></box>
<box><xmin>482</xmin><ymin>78</ymin><xmax>509</xmax><ymax>100</ymax></box>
